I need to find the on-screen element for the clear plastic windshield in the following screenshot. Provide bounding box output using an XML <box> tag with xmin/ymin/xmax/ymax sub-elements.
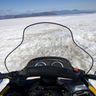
<box><xmin>5</xmin><ymin>22</ymin><xmax>93</xmax><ymax>73</ymax></box>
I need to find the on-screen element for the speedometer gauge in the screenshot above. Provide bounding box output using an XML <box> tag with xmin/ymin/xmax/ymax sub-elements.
<box><xmin>51</xmin><ymin>61</ymin><xmax>64</xmax><ymax>68</ymax></box>
<box><xmin>35</xmin><ymin>62</ymin><xmax>46</xmax><ymax>67</ymax></box>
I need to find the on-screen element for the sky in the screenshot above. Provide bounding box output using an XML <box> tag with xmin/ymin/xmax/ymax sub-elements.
<box><xmin>0</xmin><ymin>0</ymin><xmax>96</xmax><ymax>15</ymax></box>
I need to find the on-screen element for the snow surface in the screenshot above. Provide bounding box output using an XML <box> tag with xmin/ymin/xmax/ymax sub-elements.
<box><xmin>0</xmin><ymin>13</ymin><xmax>96</xmax><ymax>91</ymax></box>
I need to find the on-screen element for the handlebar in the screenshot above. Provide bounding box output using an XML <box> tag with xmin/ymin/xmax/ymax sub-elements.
<box><xmin>19</xmin><ymin>66</ymin><xmax>81</xmax><ymax>79</ymax></box>
<box><xmin>0</xmin><ymin>71</ymin><xmax>18</xmax><ymax>79</ymax></box>
<box><xmin>0</xmin><ymin>66</ymin><xmax>82</xmax><ymax>80</ymax></box>
<box><xmin>86</xmin><ymin>74</ymin><xmax>96</xmax><ymax>80</ymax></box>
<box><xmin>0</xmin><ymin>73</ymin><xmax>10</xmax><ymax>79</ymax></box>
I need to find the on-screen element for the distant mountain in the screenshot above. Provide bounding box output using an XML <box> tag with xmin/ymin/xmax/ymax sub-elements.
<box><xmin>0</xmin><ymin>12</ymin><xmax>57</xmax><ymax>20</ymax></box>
<box><xmin>0</xmin><ymin>9</ymin><xmax>96</xmax><ymax>20</ymax></box>
<box><xmin>51</xmin><ymin>9</ymin><xmax>96</xmax><ymax>15</ymax></box>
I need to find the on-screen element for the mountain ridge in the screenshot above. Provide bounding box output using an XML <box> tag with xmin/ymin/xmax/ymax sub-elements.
<box><xmin>0</xmin><ymin>9</ymin><xmax>96</xmax><ymax>20</ymax></box>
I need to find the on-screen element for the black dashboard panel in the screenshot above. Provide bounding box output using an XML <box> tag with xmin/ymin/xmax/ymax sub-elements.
<box><xmin>26</xmin><ymin>57</ymin><xmax>73</xmax><ymax>69</ymax></box>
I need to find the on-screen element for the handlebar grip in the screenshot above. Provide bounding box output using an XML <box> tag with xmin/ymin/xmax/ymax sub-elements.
<box><xmin>0</xmin><ymin>72</ymin><xmax>18</xmax><ymax>79</ymax></box>
<box><xmin>86</xmin><ymin>74</ymin><xmax>96</xmax><ymax>80</ymax></box>
<box><xmin>0</xmin><ymin>73</ymin><xmax>8</xmax><ymax>79</ymax></box>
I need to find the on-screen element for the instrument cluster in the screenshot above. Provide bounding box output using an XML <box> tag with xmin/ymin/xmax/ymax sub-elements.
<box><xmin>35</xmin><ymin>61</ymin><xmax>64</xmax><ymax>68</ymax></box>
<box><xmin>27</xmin><ymin>57</ymin><xmax>73</xmax><ymax>69</ymax></box>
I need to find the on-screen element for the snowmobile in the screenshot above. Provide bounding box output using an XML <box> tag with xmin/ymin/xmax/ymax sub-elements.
<box><xmin>0</xmin><ymin>22</ymin><xmax>96</xmax><ymax>96</ymax></box>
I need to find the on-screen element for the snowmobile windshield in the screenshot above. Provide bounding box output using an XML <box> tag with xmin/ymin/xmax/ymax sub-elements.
<box><xmin>5</xmin><ymin>22</ymin><xmax>93</xmax><ymax>73</ymax></box>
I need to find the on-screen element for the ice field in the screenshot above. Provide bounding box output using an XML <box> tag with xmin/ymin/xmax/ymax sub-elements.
<box><xmin>0</xmin><ymin>13</ymin><xmax>96</xmax><ymax>90</ymax></box>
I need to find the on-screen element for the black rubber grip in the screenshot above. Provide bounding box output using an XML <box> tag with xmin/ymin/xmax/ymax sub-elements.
<box><xmin>0</xmin><ymin>73</ymin><xmax>9</xmax><ymax>79</ymax></box>
<box><xmin>86</xmin><ymin>74</ymin><xmax>96</xmax><ymax>80</ymax></box>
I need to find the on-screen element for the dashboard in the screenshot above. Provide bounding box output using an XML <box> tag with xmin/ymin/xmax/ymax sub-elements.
<box><xmin>26</xmin><ymin>57</ymin><xmax>73</xmax><ymax>69</ymax></box>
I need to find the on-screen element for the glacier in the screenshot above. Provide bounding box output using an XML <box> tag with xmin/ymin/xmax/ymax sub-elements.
<box><xmin>0</xmin><ymin>13</ymin><xmax>96</xmax><ymax>91</ymax></box>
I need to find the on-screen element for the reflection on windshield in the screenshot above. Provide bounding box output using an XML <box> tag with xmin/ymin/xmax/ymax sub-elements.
<box><xmin>5</xmin><ymin>22</ymin><xmax>93</xmax><ymax>73</ymax></box>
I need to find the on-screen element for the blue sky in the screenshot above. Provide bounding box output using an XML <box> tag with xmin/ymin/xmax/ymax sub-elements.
<box><xmin>0</xmin><ymin>0</ymin><xmax>96</xmax><ymax>15</ymax></box>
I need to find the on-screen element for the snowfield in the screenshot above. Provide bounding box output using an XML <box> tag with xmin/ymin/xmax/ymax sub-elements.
<box><xmin>0</xmin><ymin>13</ymin><xmax>96</xmax><ymax>90</ymax></box>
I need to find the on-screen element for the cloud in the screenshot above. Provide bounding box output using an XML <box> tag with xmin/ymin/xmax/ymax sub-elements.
<box><xmin>26</xmin><ymin>9</ymin><xmax>42</xmax><ymax>13</ymax></box>
<box><xmin>0</xmin><ymin>9</ymin><xmax>14</xmax><ymax>16</ymax></box>
<box><xmin>0</xmin><ymin>9</ymin><xmax>40</xmax><ymax>16</ymax></box>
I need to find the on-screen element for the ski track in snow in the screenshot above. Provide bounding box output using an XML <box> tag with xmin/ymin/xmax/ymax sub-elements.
<box><xmin>0</xmin><ymin>13</ymin><xmax>96</xmax><ymax>91</ymax></box>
